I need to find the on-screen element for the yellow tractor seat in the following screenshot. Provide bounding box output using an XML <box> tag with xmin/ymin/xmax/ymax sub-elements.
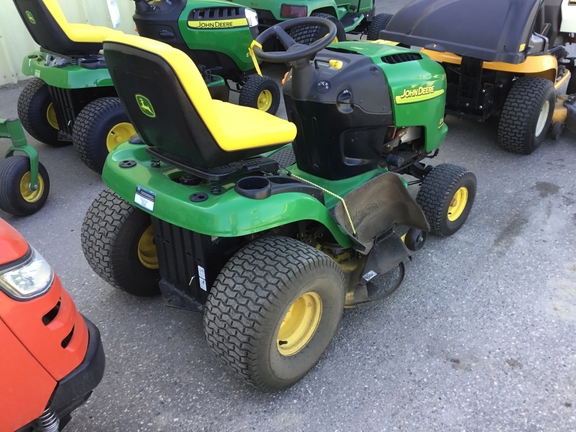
<box><xmin>13</xmin><ymin>0</ymin><xmax>121</xmax><ymax>55</ymax></box>
<box><xmin>103</xmin><ymin>34</ymin><xmax>297</xmax><ymax>170</ymax></box>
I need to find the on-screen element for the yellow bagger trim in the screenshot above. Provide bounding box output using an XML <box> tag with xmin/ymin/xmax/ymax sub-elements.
<box><xmin>421</xmin><ymin>48</ymin><xmax>558</xmax><ymax>82</ymax></box>
<box><xmin>104</xmin><ymin>34</ymin><xmax>297</xmax><ymax>152</ymax></box>
<box><xmin>44</xmin><ymin>0</ymin><xmax>122</xmax><ymax>43</ymax></box>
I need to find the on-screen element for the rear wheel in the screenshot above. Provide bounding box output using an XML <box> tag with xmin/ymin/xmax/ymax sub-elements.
<box><xmin>367</xmin><ymin>13</ymin><xmax>393</xmax><ymax>40</ymax></box>
<box><xmin>0</xmin><ymin>156</ymin><xmax>49</xmax><ymax>216</ymax></box>
<box><xmin>81</xmin><ymin>188</ymin><xmax>160</xmax><ymax>296</ymax></box>
<box><xmin>289</xmin><ymin>12</ymin><xmax>346</xmax><ymax>45</ymax></box>
<box><xmin>17</xmin><ymin>78</ymin><xmax>64</xmax><ymax>147</ymax></box>
<box><xmin>497</xmin><ymin>77</ymin><xmax>555</xmax><ymax>154</ymax></box>
<box><xmin>416</xmin><ymin>163</ymin><xmax>477</xmax><ymax>237</ymax></box>
<box><xmin>73</xmin><ymin>97</ymin><xmax>135</xmax><ymax>173</ymax></box>
<box><xmin>204</xmin><ymin>236</ymin><xmax>346</xmax><ymax>392</ymax></box>
<box><xmin>238</xmin><ymin>75</ymin><xmax>281</xmax><ymax>114</ymax></box>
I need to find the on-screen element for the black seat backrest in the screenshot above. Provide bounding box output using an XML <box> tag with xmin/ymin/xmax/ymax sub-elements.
<box><xmin>13</xmin><ymin>0</ymin><xmax>102</xmax><ymax>55</ymax></box>
<box><xmin>104</xmin><ymin>39</ymin><xmax>258</xmax><ymax>168</ymax></box>
<box><xmin>535</xmin><ymin>0</ymin><xmax>563</xmax><ymax>46</ymax></box>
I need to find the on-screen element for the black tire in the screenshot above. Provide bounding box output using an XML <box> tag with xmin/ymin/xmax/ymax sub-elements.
<box><xmin>367</xmin><ymin>13</ymin><xmax>393</xmax><ymax>40</ymax></box>
<box><xmin>497</xmin><ymin>77</ymin><xmax>555</xmax><ymax>154</ymax></box>
<box><xmin>238</xmin><ymin>75</ymin><xmax>281</xmax><ymax>114</ymax></box>
<box><xmin>288</xmin><ymin>12</ymin><xmax>346</xmax><ymax>45</ymax></box>
<box><xmin>416</xmin><ymin>163</ymin><xmax>477</xmax><ymax>237</ymax></box>
<box><xmin>81</xmin><ymin>188</ymin><xmax>160</xmax><ymax>296</ymax></box>
<box><xmin>0</xmin><ymin>156</ymin><xmax>50</xmax><ymax>216</ymax></box>
<box><xmin>73</xmin><ymin>97</ymin><xmax>134</xmax><ymax>173</ymax></box>
<box><xmin>17</xmin><ymin>78</ymin><xmax>64</xmax><ymax>147</ymax></box>
<box><xmin>204</xmin><ymin>236</ymin><xmax>346</xmax><ymax>392</ymax></box>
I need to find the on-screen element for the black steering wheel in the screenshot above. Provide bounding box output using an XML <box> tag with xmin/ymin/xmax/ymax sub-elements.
<box><xmin>253</xmin><ymin>17</ymin><xmax>338</xmax><ymax>63</ymax></box>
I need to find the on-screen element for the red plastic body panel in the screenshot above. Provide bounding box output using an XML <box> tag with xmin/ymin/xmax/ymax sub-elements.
<box><xmin>0</xmin><ymin>275</ymin><xmax>89</xmax><ymax>380</ymax></box>
<box><xmin>0</xmin><ymin>219</ymin><xmax>29</xmax><ymax>266</ymax></box>
<box><xmin>0</xmin><ymin>321</ymin><xmax>56</xmax><ymax>432</ymax></box>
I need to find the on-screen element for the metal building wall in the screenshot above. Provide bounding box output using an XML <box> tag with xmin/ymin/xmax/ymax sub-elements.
<box><xmin>0</xmin><ymin>0</ymin><xmax>137</xmax><ymax>86</ymax></box>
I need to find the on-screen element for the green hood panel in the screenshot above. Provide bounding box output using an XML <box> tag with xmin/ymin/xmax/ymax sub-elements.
<box><xmin>21</xmin><ymin>51</ymin><xmax>113</xmax><ymax>88</ymax></box>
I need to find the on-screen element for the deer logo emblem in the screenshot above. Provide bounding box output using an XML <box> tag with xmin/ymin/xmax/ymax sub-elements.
<box><xmin>135</xmin><ymin>94</ymin><xmax>156</xmax><ymax>118</ymax></box>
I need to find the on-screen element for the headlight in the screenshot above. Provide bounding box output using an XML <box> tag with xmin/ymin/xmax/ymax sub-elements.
<box><xmin>280</xmin><ymin>4</ymin><xmax>308</xmax><ymax>18</ymax></box>
<box><xmin>245</xmin><ymin>8</ymin><xmax>259</xmax><ymax>28</ymax></box>
<box><xmin>0</xmin><ymin>248</ymin><xmax>54</xmax><ymax>300</ymax></box>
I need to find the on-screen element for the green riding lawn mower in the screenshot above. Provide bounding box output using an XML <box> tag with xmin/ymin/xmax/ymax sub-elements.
<box><xmin>380</xmin><ymin>0</ymin><xmax>576</xmax><ymax>155</ymax></box>
<box><xmin>12</xmin><ymin>0</ymin><xmax>280</xmax><ymax>174</ymax></box>
<box><xmin>81</xmin><ymin>18</ymin><xmax>478</xmax><ymax>392</ymax></box>
<box><xmin>234</xmin><ymin>0</ymin><xmax>394</xmax><ymax>43</ymax></box>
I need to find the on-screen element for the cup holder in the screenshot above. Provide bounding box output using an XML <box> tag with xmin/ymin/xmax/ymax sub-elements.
<box><xmin>235</xmin><ymin>177</ymin><xmax>272</xmax><ymax>199</ymax></box>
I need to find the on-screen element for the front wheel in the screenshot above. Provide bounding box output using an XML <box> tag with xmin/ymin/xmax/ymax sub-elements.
<box><xmin>0</xmin><ymin>156</ymin><xmax>50</xmax><ymax>216</ymax></box>
<box><xmin>416</xmin><ymin>163</ymin><xmax>477</xmax><ymax>237</ymax></box>
<box><xmin>497</xmin><ymin>77</ymin><xmax>555</xmax><ymax>154</ymax></box>
<box><xmin>81</xmin><ymin>188</ymin><xmax>160</xmax><ymax>296</ymax></box>
<box><xmin>238</xmin><ymin>75</ymin><xmax>281</xmax><ymax>114</ymax></box>
<box><xmin>204</xmin><ymin>236</ymin><xmax>346</xmax><ymax>392</ymax></box>
<box><xmin>367</xmin><ymin>13</ymin><xmax>393</xmax><ymax>40</ymax></box>
<box><xmin>17</xmin><ymin>78</ymin><xmax>64</xmax><ymax>147</ymax></box>
<box><xmin>73</xmin><ymin>97</ymin><xmax>135</xmax><ymax>173</ymax></box>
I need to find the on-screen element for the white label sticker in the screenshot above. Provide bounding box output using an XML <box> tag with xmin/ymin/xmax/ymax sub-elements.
<box><xmin>134</xmin><ymin>186</ymin><xmax>155</xmax><ymax>211</ymax></box>
<box><xmin>362</xmin><ymin>270</ymin><xmax>378</xmax><ymax>282</ymax></box>
<box><xmin>34</xmin><ymin>69</ymin><xmax>41</xmax><ymax>78</ymax></box>
<box><xmin>197</xmin><ymin>266</ymin><xmax>206</xmax><ymax>279</ymax></box>
<box><xmin>107</xmin><ymin>0</ymin><xmax>121</xmax><ymax>29</ymax></box>
<box><xmin>199</xmin><ymin>278</ymin><xmax>207</xmax><ymax>291</ymax></box>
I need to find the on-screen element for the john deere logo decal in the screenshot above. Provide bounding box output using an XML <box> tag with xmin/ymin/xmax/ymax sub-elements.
<box><xmin>395</xmin><ymin>85</ymin><xmax>444</xmax><ymax>105</ymax></box>
<box><xmin>135</xmin><ymin>94</ymin><xmax>155</xmax><ymax>118</ymax></box>
<box><xmin>25</xmin><ymin>11</ymin><xmax>36</xmax><ymax>24</ymax></box>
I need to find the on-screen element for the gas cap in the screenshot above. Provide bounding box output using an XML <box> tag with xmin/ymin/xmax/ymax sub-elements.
<box><xmin>336</xmin><ymin>89</ymin><xmax>353</xmax><ymax>113</ymax></box>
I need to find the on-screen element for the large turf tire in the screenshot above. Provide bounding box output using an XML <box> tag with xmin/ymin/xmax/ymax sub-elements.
<box><xmin>0</xmin><ymin>156</ymin><xmax>49</xmax><ymax>216</ymax></box>
<box><xmin>17</xmin><ymin>78</ymin><xmax>64</xmax><ymax>147</ymax></box>
<box><xmin>497</xmin><ymin>77</ymin><xmax>555</xmax><ymax>154</ymax></box>
<box><xmin>367</xmin><ymin>13</ymin><xmax>393</xmax><ymax>40</ymax></box>
<box><xmin>81</xmin><ymin>188</ymin><xmax>160</xmax><ymax>296</ymax></box>
<box><xmin>416</xmin><ymin>163</ymin><xmax>477</xmax><ymax>237</ymax></box>
<box><xmin>238</xmin><ymin>75</ymin><xmax>281</xmax><ymax>114</ymax></box>
<box><xmin>204</xmin><ymin>236</ymin><xmax>346</xmax><ymax>392</ymax></box>
<box><xmin>73</xmin><ymin>97</ymin><xmax>135</xmax><ymax>173</ymax></box>
<box><xmin>288</xmin><ymin>12</ymin><xmax>346</xmax><ymax>45</ymax></box>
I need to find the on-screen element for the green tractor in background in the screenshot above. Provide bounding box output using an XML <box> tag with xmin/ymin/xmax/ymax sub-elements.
<box><xmin>13</xmin><ymin>0</ymin><xmax>279</xmax><ymax>174</ymax></box>
<box><xmin>81</xmin><ymin>19</ymin><xmax>477</xmax><ymax>392</ymax></box>
<box><xmin>232</xmin><ymin>0</ymin><xmax>393</xmax><ymax>43</ymax></box>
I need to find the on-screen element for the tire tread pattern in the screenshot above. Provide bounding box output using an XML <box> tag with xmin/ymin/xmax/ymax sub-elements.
<box><xmin>497</xmin><ymin>77</ymin><xmax>555</xmax><ymax>154</ymax></box>
<box><xmin>204</xmin><ymin>236</ymin><xmax>345</xmax><ymax>391</ymax></box>
<box><xmin>416</xmin><ymin>163</ymin><xmax>475</xmax><ymax>237</ymax></box>
<box><xmin>73</xmin><ymin>97</ymin><xmax>126</xmax><ymax>173</ymax></box>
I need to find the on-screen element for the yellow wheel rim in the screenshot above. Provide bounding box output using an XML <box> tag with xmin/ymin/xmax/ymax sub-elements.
<box><xmin>257</xmin><ymin>89</ymin><xmax>273</xmax><ymax>112</ymax></box>
<box><xmin>106</xmin><ymin>122</ymin><xmax>136</xmax><ymax>152</ymax></box>
<box><xmin>46</xmin><ymin>103</ymin><xmax>59</xmax><ymax>130</ymax></box>
<box><xmin>447</xmin><ymin>187</ymin><xmax>468</xmax><ymax>222</ymax></box>
<box><xmin>19</xmin><ymin>171</ymin><xmax>45</xmax><ymax>203</ymax></box>
<box><xmin>277</xmin><ymin>292</ymin><xmax>322</xmax><ymax>356</ymax></box>
<box><xmin>137</xmin><ymin>226</ymin><xmax>159</xmax><ymax>269</ymax></box>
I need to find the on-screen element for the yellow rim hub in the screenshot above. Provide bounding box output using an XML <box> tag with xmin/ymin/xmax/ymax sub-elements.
<box><xmin>46</xmin><ymin>103</ymin><xmax>59</xmax><ymax>130</ymax></box>
<box><xmin>277</xmin><ymin>292</ymin><xmax>322</xmax><ymax>356</ymax></box>
<box><xmin>106</xmin><ymin>122</ymin><xmax>136</xmax><ymax>152</ymax></box>
<box><xmin>137</xmin><ymin>226</ymin><xmax>159</xmax><ymax>269</ymax></box>
<box><xmin>19</xmin><ymin>172</ymin><xmax>45</xmax><ymax>203</ymax></box>
<box><xmin>257</xmin><ymin>89</ymin><xmax>273</xmax><ymax>112</ymax></box>
<box><xmin>448</xmin><ymin>186</ymin><xmax>468</xmax><ymax>222</ymax></box>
